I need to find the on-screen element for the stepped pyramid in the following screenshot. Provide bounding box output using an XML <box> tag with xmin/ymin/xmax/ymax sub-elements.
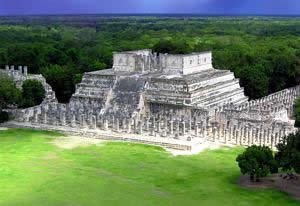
<box><xmin>70</xmin><ymin>49</ymin><xmax>248</xmax><ymax>119</ymax></box>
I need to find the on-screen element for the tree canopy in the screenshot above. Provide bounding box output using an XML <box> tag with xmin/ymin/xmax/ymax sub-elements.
<box><xmin>0</xmin><ymin>16</ymin><xmax>299</xmax><ymax>102</ymax></box>
<box><xmin>0</xmin><ymin>74</ymin><xmax>21</xmax><ymax>110</ymax></box>
<box><xmin>19</xmin><ymin>79</ymin><xmax>45</xmax><ymax>108</ymax></box>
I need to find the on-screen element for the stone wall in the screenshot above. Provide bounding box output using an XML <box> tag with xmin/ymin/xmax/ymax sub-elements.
<box><xmin>0</xmin><ymin>65</ymin><xmax>57</xmax><ymax>104</ymax></box>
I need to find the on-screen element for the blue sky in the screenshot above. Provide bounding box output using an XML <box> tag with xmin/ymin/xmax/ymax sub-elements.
<box><xmin>0</xmin><ymin>0</ymin><xmax>299</xmax><ymax>15</ymax></box>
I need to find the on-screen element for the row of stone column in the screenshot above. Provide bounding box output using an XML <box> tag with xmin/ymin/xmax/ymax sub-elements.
<box><xmin>208</xmin><ymin>124</ymin><xmax>290</xmax><ymax>148</ymax></box>
<box><xmin>24</xmin><ymin>106</ymin><xmax>295</xmax><ymax>147</ymax></box>
<box><xmin>5</xmin><ymin>65</ymin><xmax>28</xmax><ymax>76</ymax></box>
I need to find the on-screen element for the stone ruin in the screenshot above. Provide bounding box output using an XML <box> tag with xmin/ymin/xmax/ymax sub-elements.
<box><xmin>1</xmin><ymin>49</ymin><xmax>299</xmax><ymax>150</ymax></box>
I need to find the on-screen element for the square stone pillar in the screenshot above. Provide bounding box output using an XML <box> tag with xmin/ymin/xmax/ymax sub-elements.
<box><xmin>122</xmin><ymin>118</ymin><xmax>126</xmax><ymax>130</ymax></box>
<box><xmin>61</xmin><ymin>112</ymin><xmax>66</xmax><ymax>126</ymax></box>
<box><xmin>194</xmin><ymin>123</ymin><xmax>198</xmax><ymax>137</ymax></box>
<box><xmin>224</xmin><ymin>129</ymin><xmax>227</xmax><ymax>144</ymax></box>
<box><xmin>127</xmin><ymin>119</ymin><xmax>132</xmax><ymax>133</ymax></box>
<box><xmin>235</xmin><ymin>130</ymin><xmax>239</xmax><ymax>145</ymax></box>
<box><xmin>104</xmin><ymin>119</ymin><xmax>109</xmax><ymax>131</ymax></box>
<box><xmin>138</xmin><ymin>121</ymin><xmax>143</xmax><ymax>134</ymax></box>
<box><xmin>24</xmin><ymin>66</ymin><xmax>28</xmax><ymax>76</ymax></box>
<box><xmin>169</xmin><ymin>120</ymin><xmax>174</xmax><ymax>135</ymax></box>
<box><xmin>92</xmin><ymin>115</ymin><xmax>97</xmax><ymax>130</ymax></box>
<box><xmin>182</xmin><ymin>121</ymin><xmax>186</xmax><ymax>136</ymax></box>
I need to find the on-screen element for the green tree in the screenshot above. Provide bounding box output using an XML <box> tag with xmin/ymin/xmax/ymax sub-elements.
<box><xmin>152</xmin><ymin>39</ymin><xmax>191</xmax><ymax>54</ymax></box>
<box><xmin>0</xmin><ymin>74</ymin><xmax>21</xmax><ymax>110</ymax></box>
<box><xmin>19</xmin><ymin>79</ymin><xmax>45</xmax><ymax>108</ymax></box>
<box><xmin>236</xmin><ymin>146</ymin><xmax>278</xmax><ymax>182</ymax></box>
<box><xmin>41</xmin><ymin>65</ymin><xmax>79</xmax><ymax>103</ymax></box>
<box><xmin>275</xmin><ymin>131</ymin><xmax>300</xmax><ymax>174</ymax></box>
<box><xmin>295</xmin><ymin>98</ymin><xmax>300</xmax><ymax>127</ymax></box>
<box><xmin>239</xmin><ymin>65</ymin><xmax>269</xmax><ymax>99</ymax></box>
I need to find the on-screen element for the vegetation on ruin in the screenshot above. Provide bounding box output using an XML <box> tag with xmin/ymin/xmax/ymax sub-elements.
<box><xmin>0</xmin><ymin>75</ymin><xmax>46</xmax><ymax>117</ymax></box>
<box><xmin>0</xmin><ymin>16</ymin><xmax>299</xmax><ymax>102</ymax></box>
<box><xmin>0</xmin><ymin>74</ymin><xmax>21</xmax><ymax>111</ymax></box>
<box><xmin>19</xmin><ymin>80</ymin><xmax>45</xmax><ymax>108</ymax></box>
<box><xmin>0</xmin><ymin>128</ymin><xmax>299</xmax><ymax>206</ymax></box>
<box><xmin>236</xmin><ymin>146</ymin><xmax>278</xmax><ymax>182</ymax></box>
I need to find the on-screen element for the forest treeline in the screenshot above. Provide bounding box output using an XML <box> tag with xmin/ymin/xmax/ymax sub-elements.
<box><xmin>0</xmin><ymin>16</ymin><xmax>299</xmax><ymax>102</ymax></box>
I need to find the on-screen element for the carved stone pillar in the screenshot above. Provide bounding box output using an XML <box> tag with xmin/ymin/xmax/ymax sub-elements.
<box><xmin>195</xmin><ymin>123</ymin><xmax>199</xmax><ymax>137</ymax></box>
<box><xmin>61</xmin><ymin>112</ymin><xmax>66</xmax><ymax>126</ymax></box>
<box><xmin>104</xmin><ymin>119</ymin><xmax>109</xmax><ymax>131</ymax></box>
<box><xmin>224</xmin><ymin>129</ymin><xmax>227</xmax><ymax>144</ymax></box>
<box><xmin>127</xmin><ymin>119</ymin><xmax>131</xmax><ymax>133</ymax></box>
<box><xmin>139</xmin><ymin>121</ymin><xmax>143</xmax><ymax>134</ymax></box>
<box><xmin>170</xmin><ymin>120</ymin><xmax>174</xmax><ymax>135</ymax></box>
<box><xmin>92</xmin><ymin>115</ymin><xmax>97</xmax><ymax>130</ymax></box>
<box><xmin>182</xmin><ymin>121</ymin><xmax>186</xmax><ymax>136</ymax></box>
<box><xmin>122</xmin><ymin>118</ymin><xmax>126</xmax><ymax>130</ymax></box>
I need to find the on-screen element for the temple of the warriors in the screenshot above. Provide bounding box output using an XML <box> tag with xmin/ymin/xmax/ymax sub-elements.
<box><xmin>1</xmin><ymin>49</ymin><xmax>300</xmax><ymax>150</ymax></box>
<box><xmin>71</xmin><ymin>49</ymin><xmax>248</xmax><ymax>119</ymax></box>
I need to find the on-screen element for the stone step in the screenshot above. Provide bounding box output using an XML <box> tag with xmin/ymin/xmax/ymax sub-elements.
<box><xmin>191</xmin><ymin>79</ymin><xmax>240</xmax><ymax>98</ymax></box>
<box><xmin>204</xmin><ymin>89</ymin><xmax>246</xmax><ymax>108</ymax></box>
<box><xmin>196</xmin><ymin>88</ymin><xmax>245</xmax><ymax>107</ymax></box>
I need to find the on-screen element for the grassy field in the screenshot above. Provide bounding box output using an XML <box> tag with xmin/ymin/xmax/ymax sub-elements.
<box><xmin>0</xmin><ymin>128</ymin><xmax>298</xmax><ymax>206</ymax></box>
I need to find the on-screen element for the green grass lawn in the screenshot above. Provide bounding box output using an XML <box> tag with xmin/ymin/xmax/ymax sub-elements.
<box><xmin>0</xmin><ymin>128</ymin><xmax>298</xmax><ymax>206</ymax></box>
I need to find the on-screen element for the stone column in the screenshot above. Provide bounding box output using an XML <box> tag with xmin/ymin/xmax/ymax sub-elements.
<box><xmin>176</xmin><ymin>121</ymin><xmax>180</xmax><ymax>138</ymax></box>
<box><xmin>127</xmin><ymin>119</ymin><xmax>132</xmax><ymax>133</ymax></box>
<box><xmin>81</xmin><ymin>115</ymin><xmax>86</xmax><ymax>128</ymax></box>
<box><xmin>170</xmin><ymin>120</ymin><xmax>174</xmax><ymax>135</ymax></box>
<box><xmin>150</xmin><ymin>124</ymin><xmax>155</xmax><ymax>136</ymax></box>
<box><xmin>71</xmin><ymin>114</ymin><xmax>76</xmax><ymax>127</ymax></box>
<box><xmin>224</xmin><ymin>129</ymin><xmax>227</xmax><ymax>144</ymax></box>
<box><xmin>145</xmin><ymin>118</ymin><xmax>150</xmax><ymax>131</ymax></box>
<box><xmin>188</xmin><ymin>118</ymin><xmax>192</xmax><ymax>134</ymax></box>
<box><xmin>24</xmin><ymin>66</ymin><xmax>28</xmax><ymax>76</ymax></box>
<box><xmin>92</xmin><ymin>115</ymin><xmax>97</xmax><ymax>130</ymax></box>
<box><xmin>239</xmin><ymin>130</ymin><xmax>243</xmax><ymax>146</ymax></box>
<box><xmin>18</xmin><ymin>66</ymin><xmax>22</xmax><ymax>74</ymax></box>
<box><xmin>212</xmin><ymin>127</ymin><xmax>216</xmax><ymax>142</ymax></box>
<box><xmin>115</xmin><ymin>118</ymin><xmax>120</xmax><ymax>132</ymax></box>
<box><xmin>235</xmin><ymin>130</ymin><xmax>239</xmax><ymax>145</ymax></box>
<box><xmin>271</xmin><ymin>134</ymin><xmax>274</xmax><ymax>149</ymax></box>
<box><xmin>157</xmin><ymin>121</ymin><xmax>161</xmax><ymax>134</ymax></box>
<box><xmin>104</xmin><ymin>119</ymin><xmax>109</xmax><ymax>131</ymax></box>
<box><xmin>195</xmin><ymin>123</ymin><xmax>199</xmax><ymax>137</ymax></box>
<box><xmin>275</xmin><ymin>132</ymin><xmax>279</xmax><ymax>145</ymax></box>
<box><xmin>263</xmin><ymin>129</ymin><xmax>267</xmax><ymax>146</ymax></box>
<box><xmin>33</xmin><ymin>109</ymin><xmax>39</xmax><ymax>124</ymax></box>
<box><xmin>5</xmin><ymin>65</ymin><xmax>9</xmax><ymax>71</ymax></box>
<box><xmin>42</xmin><ymin>111</ymin><xmax>47</xmax><ymax>124</ymax></box>
<box><xmin>182</xmin><ymin>121</ymin><xmax>186</xmax><ymax>136</ymax></box>
<box><xmin>267</xmin><ymin>129</ymin><xmax>271</xmax><ymax>144</ymax></box>
<box><xmin>138</xmin><ymin>121</ymin><xmax>143</xmax><ymax>134</ymax></box>
<box><xmin>228</xmin><ymin>126</ymin><xmax>232</xmax><ymax>142</ymax></box>
<box><xmin>134</xmin><ymin>118</ymin><xmax>138</xmax><ymax>132</ymax></box>
<box><xmin>61</xmin><ymin>112</ymin><xmax>66</xmax><ymax>126</ymax></box>
<box><xmin>122</xmin><ymin>118</ymin><xmax>126</xmax><ymax>130</ymax></box>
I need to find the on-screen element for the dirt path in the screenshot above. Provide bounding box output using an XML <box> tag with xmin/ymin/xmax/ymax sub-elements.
<box><xmin>52</xmin><ymin>136</ymin><xmax>104</xmax><ymax>149</ymax></box>
<box><xmin>239</xmin><ymin>174</ymin><xmax>300</xmax><ymax>200</ymax></box>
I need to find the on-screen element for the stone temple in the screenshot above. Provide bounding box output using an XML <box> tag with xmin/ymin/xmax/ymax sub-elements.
<box><xmin>1</xmin><ymin>49</ymin><xmax>300</xmax><ymax>150</ymax></box>
<box><xmin>71</xmin><ymin>49</ymin><xmax>248</xmax><ymax>120</ymax></box>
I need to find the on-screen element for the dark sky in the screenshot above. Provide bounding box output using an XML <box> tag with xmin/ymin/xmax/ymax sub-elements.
<box><xmin>0</xmin><ymin>0</ymin><xmax>299</xmax><ymax>15</ymax></box>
